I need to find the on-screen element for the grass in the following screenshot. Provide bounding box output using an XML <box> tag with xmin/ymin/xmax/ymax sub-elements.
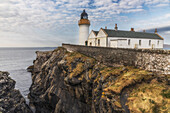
<box><xmin>98</xmin><ymin>66</ymin><xmax>155</xmax><ymax>111</ymax></box>
<box><xmin>57</xmin><ymin>48</ymin><xmax>169</xmax><ymax>113</ymax></box>
<box><xmin>103</xmin><ymin>67</ymin><xmax>152</xmax><ymax>94</ymax></box>
<box><xmin>64</xmin><ymin>51</ymin><xmax>96</xmax><ymax>79</ymax></box>
<box><xmin>161</xmin><ymin>89</ymin><xmax>170</xmax><ymax>98</ymax></box>
<box><xmin>100</xmin><ymin>66</ymin><xmax>125</xmax><ymax>81</ymax></box>
<box><xmin>127</xmin><ymin>81</ymin><xmax>170</xmax><ymax>113</ymax></box>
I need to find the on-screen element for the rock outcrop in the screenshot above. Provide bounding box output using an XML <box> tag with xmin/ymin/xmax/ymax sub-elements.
<box><xmin>27</xmin><ymin>65</ymin><xmax>34</xmax><ymax>73</ymax></box>
<box><xmin>29</xmin><ymin>47</ymin><xmax>170</xmax><ymax>113</ymax></box>
<box><xmin>0</xmin><ymin>71</ymin><xmax>32</xmax><ymax>113</ymax></box>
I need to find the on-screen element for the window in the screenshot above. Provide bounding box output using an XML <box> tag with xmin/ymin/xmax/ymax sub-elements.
<box><xmin>90</xmin><ymin>42</ymin><xmax>92</xmax><ymax>46</ymax></box>
<box><xmin>149</xmin><ymin>40</ymin><xmax>151</xmax><ymax>46</ymax></box>
<box><xmin>157</xmin><ymin>41</ymin><xmax>159</xmax><ymax>45</ymax></box>
<box><xmin>139</xmin><ymin>40</ymin><xmax>141</xmax><ymax>46</ymax></box>
<box><xmin>83</xmin><ymin>15</ymin><xmax>88</xmax><ymax>19</ymax></box>
<box><xmin>128</xmin><ymin>39</ymin><xmax>130</xmax><ymax>45</ymax></box>
<box><xmin>98</xmin><ymin>39</ymin><xmax>100</xmax><ymax>46</ymax></box>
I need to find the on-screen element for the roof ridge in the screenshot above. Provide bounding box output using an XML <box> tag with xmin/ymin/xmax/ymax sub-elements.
<box><xmin>103</xmin><ymin>29</ymin><xmax>158</xmax><ymax>35</ymax></box>
<box><xmin>101</xmin><ymin>28</ymin><xmax>163</xmax><ymax>40</ymax></box>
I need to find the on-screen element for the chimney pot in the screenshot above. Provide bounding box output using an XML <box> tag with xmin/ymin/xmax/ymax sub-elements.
<box><xmin>115</xmin><ymin>23</ymin><xmax>118</xmax><ymax>31</ymax></box>
<box><xmin>131</xmin><ymin>28</ymin><xmax>134</xmax><ymax>31</ymax></box>
<box><xmin>155</xmin><ymin>28</ymin><xmax>157</xmax><ymax>33</ymax></box>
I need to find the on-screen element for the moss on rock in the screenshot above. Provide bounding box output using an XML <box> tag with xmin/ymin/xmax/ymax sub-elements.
<box><xmin>104</xmin><ymin>67</ymin><xmax>153</xmax><ymax>94</ymax></box>
<box><xmin>127</xmin><ymin>79</ymin><xmax>170</xmax><ymax>113</ymax></box>
<box><xmin>29</xmin><ymin>47</ymin><xmax>170</xmax><ymax>113</ymax></box>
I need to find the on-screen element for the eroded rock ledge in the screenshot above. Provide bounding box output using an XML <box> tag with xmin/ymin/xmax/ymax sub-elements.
<box><xmin>0</xmin><ymin>71</ymin><xmax>32</xmax><ymax>113</ymax></box>
<box><xmin>28</xmin><ymin>47</ymin><xmax>170</xmax><ymax>113</ymax></box>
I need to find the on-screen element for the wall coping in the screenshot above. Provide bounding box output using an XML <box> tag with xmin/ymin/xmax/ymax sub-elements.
<box><xmin>62</xmin><ymin>43</ymin><xmax>170</xmax><ymax>54</ymax></box>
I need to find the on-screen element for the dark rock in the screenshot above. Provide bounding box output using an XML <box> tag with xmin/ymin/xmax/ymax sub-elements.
<box><xmin>29</xmin><ymin>48</ymin><xmax>91</xmax><ymax>113</ymax></box>
<box><xmin>28</xmin><ymin>47</ymin><xmax>167</xmax><ymax>113</ymax></box>
<box><xmin>27</xmin><ymin>65</ymin><xmax>34</xmax><ymax>72</ymax></box>
<box><xmin>0</xmin><ymin>71</ymin><xmax>32</xmax><ymax>113</ymax></box>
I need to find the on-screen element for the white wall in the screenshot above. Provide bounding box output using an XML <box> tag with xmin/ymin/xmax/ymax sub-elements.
<box><xmin>88</xmin><ymin>31</ymin><xmax>96</xmax><ymax>39</ymax></box>
<box><xmin>88</xmin><ymin>31</ymin><xmax>97</xmax><ymax>46</ymax></box>
<box><xmin>79</xmin><ymin>25</ymin><xmax>90</xmax><ymax>45</ymax></box>
<box><xmin>96</xmin><ymin>29</ymin><xmax>107</xmax><ymax>47</ymax></box>
<box><xmin>108</xmin><ymin>37</ymin><xmax>163</xmax><ymax>49</ymax></box>
<box><xmin>87</xmin><ymin>29</ymin><xmax>164</xmax><ymax>49</ymax></box>
<box><xmin>97</xmin><ymin>38</ymin><xmax>107</xmax><ymax>47</ymax></box>
<box><xmin>88</xmin><ymin>38</ymin><xmax>96</xmax><ymax>46</ymax></box>
<box><xmin>97</xmin><ymin>29</ymin><xmax>107</xmax><ymax>37</ymax></box>
<box><xmin>88</xmin><ymin>38</ymin><xmax>107</xmax><ymax>47</ymax></box>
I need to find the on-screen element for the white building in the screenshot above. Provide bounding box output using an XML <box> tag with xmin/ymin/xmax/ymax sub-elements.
<box><xmin>78</xmin><ymin>10</ymin><xmax>90</xmax><ymax>45</ymax></box>
<box><xmin>87</xmin><ymin>25</ymin><xmax>164</xmax><ymax>49</ymax></box>
<box><xmin>78</xmin><ymin>10</ymin><xmax>164</xmax><ymax>49</ymax></box>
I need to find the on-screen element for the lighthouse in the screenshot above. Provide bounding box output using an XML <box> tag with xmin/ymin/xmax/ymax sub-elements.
<box><xmin>78</xmin><ymin>10</ymin><xmax>90</xmax><ymax>45</ymax></box>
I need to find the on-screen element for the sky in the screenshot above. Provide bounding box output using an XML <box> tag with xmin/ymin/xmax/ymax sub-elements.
<box><xmin>0</xmin><ymin>0</ymin><xmax>170</xmax><ymax>47</ymax></box>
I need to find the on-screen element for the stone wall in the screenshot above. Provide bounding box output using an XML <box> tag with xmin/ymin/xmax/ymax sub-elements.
<box><xmin>62</xmin><ymin>44</ymin><xmax>170</xmax><ymax>75</ymax></box>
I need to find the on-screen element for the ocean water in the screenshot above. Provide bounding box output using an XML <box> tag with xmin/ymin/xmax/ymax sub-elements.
<box><xmin>164</xmin><ymin>48</ymin><xmax>170</xmax><ymax>50</ymax></box>
<box><xmin>0</xmin><ymin>47</ymin><xmax>56</xmax><ymax>103</ymax></box>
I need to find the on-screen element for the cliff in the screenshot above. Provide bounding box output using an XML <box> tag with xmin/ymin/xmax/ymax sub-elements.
<box><xmin>0</xmin><ymin>71</ymin><xmax>32</xmax><ymax>113</ymax></box>
<box><xmin>28</xmin><ymin>47</ymin><xmax>170</xmax><ymax>113</ymax></box>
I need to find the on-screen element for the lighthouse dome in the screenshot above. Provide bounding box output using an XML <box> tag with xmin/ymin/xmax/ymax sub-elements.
<box><xmin>81</xmin><ymin>10</ymin><xmax>88</xmax><ymax>19</ymax></box>
<box><xmin>79</xmin><ymin>10</ymin><xmax>90</xmax><ymax>25</ymax></box>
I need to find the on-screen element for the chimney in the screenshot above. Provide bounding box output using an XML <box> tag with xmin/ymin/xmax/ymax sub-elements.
<box><xmin>143</xmin><ymin>30</ymin><xmax>146</xmax><ymax>32</ymax></box>
<box><xmin>105</xmin><ymin>26</ymin><xmax>107</xmax><ymax>29</ymax></box>
<box><xmin>131</xmin><ymin>28</ymin><xmax>134</xmax><ymax>32</ymax></box>
<box><xmin>115</xmin><ymin>24</ymin><xmax>118</xmax><ymax>31</ymax></box>
<box><xmin>155</xmin><ymin>28</ymin><xmax>157</xmax><ymax>33</ymax></box>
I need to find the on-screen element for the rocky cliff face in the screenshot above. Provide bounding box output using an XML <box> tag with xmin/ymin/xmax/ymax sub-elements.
<box><xmin>0</xmin><ymin>71</ymin><xmax>32</xmax><ymax>113</ymax></box>
<box><xmin>29</xmin><ymin>47</ymin><xmax>170</xmax><ymax>113</ymax></box>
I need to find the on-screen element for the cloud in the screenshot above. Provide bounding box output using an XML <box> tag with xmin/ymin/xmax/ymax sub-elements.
<box><xmin>137</xmin><ymin>24</ymin><xmax>170</xmax><ymax>44</ymax></box>
<box><xmin>0</xmin><ymin>0</ymin><xmax>168</xmax><ymax>32</ymax></box>
<box><xmin>143</xmin><ymin>26</ymin><xmax>170</xmax><ymax>33</ymax></box>
<box><xmin>135</xmin><ymin>13</ymin><xmax>170</xmax><ymax>31</ymax></box>
<box><xmin>0</xmin><ymin>0</ymin><xmax>170</xmax><ymax>47</ymax></box>
<box><xmin>144</xmin><ymin>0</ymin><xmax>169</xmax><ymax>5</ymax></box>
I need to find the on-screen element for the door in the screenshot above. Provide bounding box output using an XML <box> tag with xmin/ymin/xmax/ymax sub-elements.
<box><xmin>152</xmin><ymin>44</ymin><xmax>155</xmax><ymax>49</ymax></box>
<box><xmin>110</xmin><ymin>40</ymin><xmax>118</xmax><ymax>48</ymax></box>
<box><xmin>134</xmin><ymin>44</ymin><xmax>138</xmax><ymax>49</ymax></box>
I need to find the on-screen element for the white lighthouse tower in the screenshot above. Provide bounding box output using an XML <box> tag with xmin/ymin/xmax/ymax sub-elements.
<box><xmin>78</xmin><ymin>10</ymin><xmax>90</xmax><ymax>45</ymax></box>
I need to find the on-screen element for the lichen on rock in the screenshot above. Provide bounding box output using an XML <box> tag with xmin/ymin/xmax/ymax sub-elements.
<box><xmin>127</xmin><ymin>78</ymin><xmax>170</xmax><ymax>113</ymax></box>
<box><xmin>28</xmin><ymin>47</ymin><xmax>170</xmax><ymax>113</ymax></box>
<box><xmin>103</xmin><ymin>67</ymin><xmax>153</xmax><ymax>94</ymax></box>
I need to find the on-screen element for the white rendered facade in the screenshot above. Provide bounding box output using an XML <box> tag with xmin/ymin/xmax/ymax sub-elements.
<box><xmin>107</xmin><ymin>37</ymin><xmax>163</xmax><ymax>49</ymax></box>
<box><xmin>88</xmin><ymin>31</ymin><xmax>97</xmax><ymax>46</ymax></box>
<box><xmin>87</xmin><ymin>28</ymin><xmax>164</xmax><ymax>49</ymax></box>
<box><xmin>79</xmin><ymin>24</ymin><xmax>90</xmax><ymax>45</ymax></box>
<box><xmin>88</xmin><ymin>29</ymin><xmax>107</xmax><ymax>47</ymax></box>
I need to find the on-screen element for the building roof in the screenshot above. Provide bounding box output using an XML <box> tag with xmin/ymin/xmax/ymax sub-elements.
<box><xmin>93</xmin><ymin>31</ymin><xmax>99</xmax><ymax>36</ymax></box>
<box><xmin>102</xmin><ymin>29</ymin><xmax>163</xmax><ymax>40</ymax></box>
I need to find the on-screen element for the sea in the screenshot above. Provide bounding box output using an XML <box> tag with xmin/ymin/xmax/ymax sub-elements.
<box><xmin>0</xmin><ymin>47</ymin><xmax>56</xmax><ymax>103</ymax></box>
<box><xmin>0</xmin><ymin>47</ymin><xmax>169</xmax><ymax>104</ymax></box>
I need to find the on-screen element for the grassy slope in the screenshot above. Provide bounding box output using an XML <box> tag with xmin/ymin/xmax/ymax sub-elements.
<box><xmin>127</xmin><ymin>79</ymin><xmax>170</xmax><ymax>113</ymax></box>
<box><xmin>61</xmin><ymin>48</ymin><xmax>169</xmax><ymax>112</ymax></box>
